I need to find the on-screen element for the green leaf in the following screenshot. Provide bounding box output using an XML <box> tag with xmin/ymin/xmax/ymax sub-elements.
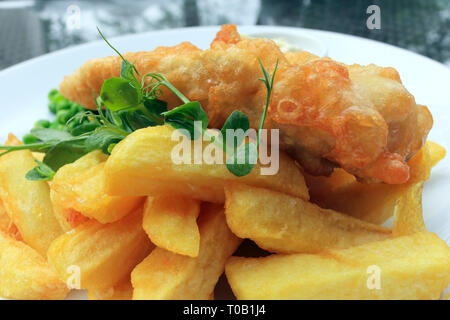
<box><xmin>143</xmin><ymin>97</ymin><xmax>168</xmax><ymax>117</ymax></box>
<box><xmin>221</xmin><ymin>110</ymin><xmax>250</xmax><ymax>153</ymax></box>
<box><xmin>120</xmin><ymin>60</ymin><xmax>135</xmax><ymax>81</ymax></box>
<box><xmin>107</xmin><ymin>143</ymin><xmax>117</xmax><ymax>154</ymax></box>
<box><xmin>120</xmin><ymin>60</ymin><xmax>141</xmax><ymax>91</ymax></box>
<box><xmin>257</xmin><ymin>59</ymin><xmax>278</xmax><ymax>148</ymax></box>
<box><xmin>141</xmin><ymin>72</ymin><xmax>190</xmax><ymax>104</ymax></box>
<box><xmin>226</xmin><ymin>143</ymin><xmax>258</xmax><ymax>177</ymax></box>
<box><xmin>30</xmin><ymin>128</ymin><xmax>73</xmax><ymax>142</ymax></box>
<box><xmin>121</xmin><ymin>111</ymin><xmax>154</xmax><ymax>131</ymax></box>
<box><xmin>162</xmin><ymin>101</ymin><xmax>208</xmax><ymax>140</ymax></box>
<box><xmin>43</xmin><ymin>139</ymin><xmax>89</xmax><ymax>171</ymax></box>
<box><xmin>100</xmin><ymin>77</ymin><xmax>141</xmax><ymax>111</ymax></box>
<box><xmin>85</xmin><ymin>128</ymin><xmax>124</xmax><ymax>154</ymax></box>
<box><xmin>25</xmin><ymin>160</ymin><xmax>55</xmax><ymax>181</ymax></box>
<box><xmin>69</xmin><ymin>122</ymin><xmax>100</xmax><ymax>136</ymax></box>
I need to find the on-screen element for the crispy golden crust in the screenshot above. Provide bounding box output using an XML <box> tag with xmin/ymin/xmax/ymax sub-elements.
<box><xmin>0</xmin><ymin>231</ymin><xmax>68</xmax><ymax>300</ymax></box>
<box><xmin>60</xmin><ymin>25</ymin><xmax>432</xmax><ymax>184</ymax></box>
<box><xmin>283</xmin><ymin>52</ymin><xmax>433</xmax><ymax>182</ymax></box>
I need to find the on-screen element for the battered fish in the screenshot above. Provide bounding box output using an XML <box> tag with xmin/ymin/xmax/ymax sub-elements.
<box><xmin>60</xmin><ymin>25</ymin><xmax>432</xmax><ymax>184</ymax></box>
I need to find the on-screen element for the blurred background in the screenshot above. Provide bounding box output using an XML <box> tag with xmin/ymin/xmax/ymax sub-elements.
<box><xmin>0</xmin><ymin>0</ymin><xmax>449</xmax><ymax>70</ymax></box>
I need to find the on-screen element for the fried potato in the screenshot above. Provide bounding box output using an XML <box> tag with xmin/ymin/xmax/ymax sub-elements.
<box><xmin>389</xmin><ymin>142</ymin><xmax>447</xmax><ymax>236</ymax></box>
<box><xmin>0</xmin><ymin>199</ymin><xmax>21</xmax><ymax>241</ymax></box>
<box><xmin>0</xmin><ymin>231</ymin><xmax>68</xmax><ymax>300</ymax></box>
<box><xmin>393</xmin><ymin>182</ymin><xmax>426</xmax><ymax>237</ymax></box>
<box><xmin>0</xmin><ymin>134</ymin><xmax>62</xmax><ymax>255</ymax></box>
<box><xmin>226</xmin><ymin>232</ymin><xmax>450</xmax><ymax>300</ymax></box>
<box><xmin>132</xmin><ymin>203</ymin><xmax>241</xmax><ymax>300</ymax></box>
<box><xmin>88</xmin><ymin>277</ymin><xmax>133</xmax><ymax>300</ymax></box>
<box><xmin>304</xmin><ymin>168</ymin><xmax>356</xmax><ymax>199</ymax></box>
<box><xmin>50</xmin><ymin>189</ymin><xmax>89</xmax><ymax>232</ymax></box>
<box><xmin>50</xmin><ymin>150</ymin><xmax>144</xmax><ymax>224</ymax></box>
<box><xmin>105</xmin><ymin>125</ymin><xmax>309</xmax><ymax>203</ymax></box>
<box><xmin>2</xmin><ymin>133</ymin><xmax>21</xmax><ymax>146</ymax></box>
<box><xmin>310</xmin><ymin>141</ymin><xmax>445</xmax><ymax>224</ymax></box>
<box><xmin>225</xmin><ymin>183</ymin><xmax>391</xmax><ymax>254</ymax></box>
<box><xmin>427</xmin><ymin>141</ymin><xmax>446</xmax><ymax>167</ymax></box>
<box><xmin>143</xmin><ymin>196</ymin><xmax>201</xmax><ymax>257</ymax></box>
<box><xmin>32</xmin><ymin>152</ymin><xmax>45</xmax><ymax>162</ymax></box>
<box><xmin>47</xmin><ymin>207</ymin><xmax>153</xmax><ymax>291</ymax></box>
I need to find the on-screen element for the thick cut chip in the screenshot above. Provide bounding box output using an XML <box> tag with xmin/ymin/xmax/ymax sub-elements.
<box><xmin>88</xmin><ymin>277</ymin><xmax>133</xmax><ymax>300</ymax></box>
<box><xmin>143</xmin><ymin>196</ymin><xmax>201</xmax><ymax>257</ymax></box>
<box><xmin>0</xmin><ymin>134</ymin><xmax>62</xmax><ymax>255</ymax></box>
<box><xmin>226</xmin><ymin>232</ymin><xmax>450</xmax><ymax>300</ymax></box>
<box><xmin>50</xmin><ymin>150</ymin><xmax>144</xmax><ymax>224</ymax></box>
<box><xmin>50</xmin><ymin>189</ymin><xmax>89</xmax><ymax>232</ymax></box>
<box><xmin>225</xmin><ymin>183</ymin><xmax>391</xmax><ymax>254</ymax></box>
<box><xmin>0</xmin><ymin>231</ymin><xmax>68</xmax><ymax>300</ymax></box>
<box><xmin>390</xmin><ymin>142</ymin><xmax>446</xmax><ymax>236</ymax></box>
<box><xmin>304</xmin><ymin>168</ymin><xmax>356</xmax><ymax>199</ymax></box>
<box><xmin>311</xmin><ymin>141</ymin><xmax>445</xmax><ymax>224</ymax></box>
<box><xmin>427</xmin><ymin>141</ymin><xmax>446</xmax><ymax>167</ymax></box>
<box><xmin>47</xmin><ymin>207</ymin><xmax>153</xmax><ymax>291</ymax></box>
<box><xmin>393</xmin><ymin>182</ymin><xmax>426</xmax><ymax>237</ymax></box>
<box><xmin>132</xmin><ymin>203</ymin><xmax>242</xmax><ymax>300</ymax></box>
<box><xmin>105</xmin><ymin>125</ymin><xmax>309</xmax><ymax>203</ymax></box>
<box><xmin>0</xmin><ymin>200</ymin><xmax>21</xmax><ymax>241</ymax></box>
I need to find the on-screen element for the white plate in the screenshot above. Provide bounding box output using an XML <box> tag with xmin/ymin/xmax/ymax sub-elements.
<box><xmin>0</xmin><ymin>26</ymin><xmax>449</xmax><ymax>299</ymax></box>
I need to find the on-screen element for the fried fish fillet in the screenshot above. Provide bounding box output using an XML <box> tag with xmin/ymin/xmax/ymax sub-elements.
<box><xmin>60</xmin><ymin>25</ymin><xmax>432</xmax><ymax>184</ymax></box>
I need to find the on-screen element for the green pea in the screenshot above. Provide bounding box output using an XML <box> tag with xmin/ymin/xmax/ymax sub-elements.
<box><xmin>55</xmin><ymin>100</ymin><xmax>71</xmax><ymax>112</ymax></box>
<box><xmin>49</xmin><ymin>91</ymin><xmax>65</xmax><ymax>102</ymax></box>
<box><xmin>48</xmin><ymin>89</ymin><xmax>59</xmax><ymax>100</ymax></box>
<box><xmin>48</xmin><ymin>101</ymin><xmax>58</xmax><ymax>114</ymax></box>
<box><xmin>56</xmin><ymin>109</ymin><xmax>72</xmax><ymax>124</ymax></box>
<box><xmin>23</xmin><ymin>133</ymin><xmax>38</xmax><ymax>144</ymax></box>
<box><xmin>72</xmin><ymin>103</ymin><xmax>85</xmax><ymax>113</ymax></box>
<box><xmin>69</xmin><ymin>103</ymin><xmax>80</xmax><ymax>115</ymax></box>
<box><xmin>65</xmin><ymin>120</ymin><xmax>77</xmax><ymax>130</ymax></box>
<box><xmin>77</xmin><ymin>104</ymin><xmax>85</xmax><ymax>113</ymax></box>
<box><xmin>49</xmin><ymin>122</ymin><xmax>65</xmax><ymax>130</ymax></box>
<box><xmin>34</xmin><ymin>119</ymin><xmax>51</xmax><ymax>129</ymax></box>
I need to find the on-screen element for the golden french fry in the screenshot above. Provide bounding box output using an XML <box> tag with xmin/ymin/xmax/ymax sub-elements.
<box><xmin>0</xmin><ymin>134</ymin><xmax>63</xmax><ymax>255</ymax></box>
<box><xmin>50</xmin><ymin>189</ymin><xmax>89</xmax><ymax>232</ymax></box>
<box><xmin>390</xmin><ymin>142</ymin><xmax>445</xmax><ymax>236</ymax></box>
<box><xmin>304</xmin><ymin>168</ymin><xmax>356</xmax><ymax>199</ymax></box>
<box><xmin>393</xmin><ymin>182</ymin><xmax>426</xmax><ymax>237</ymax></box>
<box><xmin>50</xmin><ymin>150</ymin><xmax>144</xmax><ymax>224</ymax></box>
<box><xmin>2</xmin><ymin>133</ymin><xmax>21</xmax><ymax>146</ymax></box>
<box><xmin>105</xmin><ymin>125</ymin><xmax>309</xmax><ymax>203</ymax></box>
<box><xmin>427</xmin><ymin>141</ymin><xmax>446</xmax><ymax>167</ymax></box>
<box><xmin>0</xmin><ymin>230</ymin><xmax>69</xmax><ymax>300</ymax></box>
<box><xmin>49</xmin><ymin>150</ymin><xmax>106</xmax><ymax>230</ymax></box>
<box><xmin>88</xmin><ymin>277</ymin><xmax>133</xmax><ymax>300</ymax></box>
<box><xmin>226</xmin><ymin>232</ymin><xmax>450</xmax><ymax>300</ymax></box>
<box><xmin>143</xmin><ymin>196</ymin><xmax>201</xmax><ymax>257</ymax></box>
<box><xmin>47</xmin><ymin>207</ymin><xmax>153</xmax><ymax>291</ymax></box>
<box><xmin>310</xmin><ymin>141</ymin><xmax>445</xmax><ymax>224</ymax></box>
<box><xmin>132</xmin><ymin>203</ymin><xmax>241</xmax><ymax>300</ymax></box>
<box><xmin>225</xmin><ymin>183</ymin><xmax>391</xmax><ymax>254</ymax></box>
<box><xmin>0</xmin><ymin>200</ymin><xmax>21</xmax><ymax>241</ymax></box>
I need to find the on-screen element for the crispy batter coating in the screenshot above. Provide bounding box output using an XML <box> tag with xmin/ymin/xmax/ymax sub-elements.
<box><xmin>283</xmin><ymin>51</ymin><xmax>433</xmax><ymax>182</ymax></box>
<box><xmin>60</xmin><ymin>25</ymin><xmax>432</xmax><ymax>184</ymax></box>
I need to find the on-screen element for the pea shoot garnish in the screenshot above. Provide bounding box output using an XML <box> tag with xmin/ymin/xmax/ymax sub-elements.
<box><xmin>0</xmin><ymin>28</ymin><xmax>277</xmax><ymax>180</ymax></box>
